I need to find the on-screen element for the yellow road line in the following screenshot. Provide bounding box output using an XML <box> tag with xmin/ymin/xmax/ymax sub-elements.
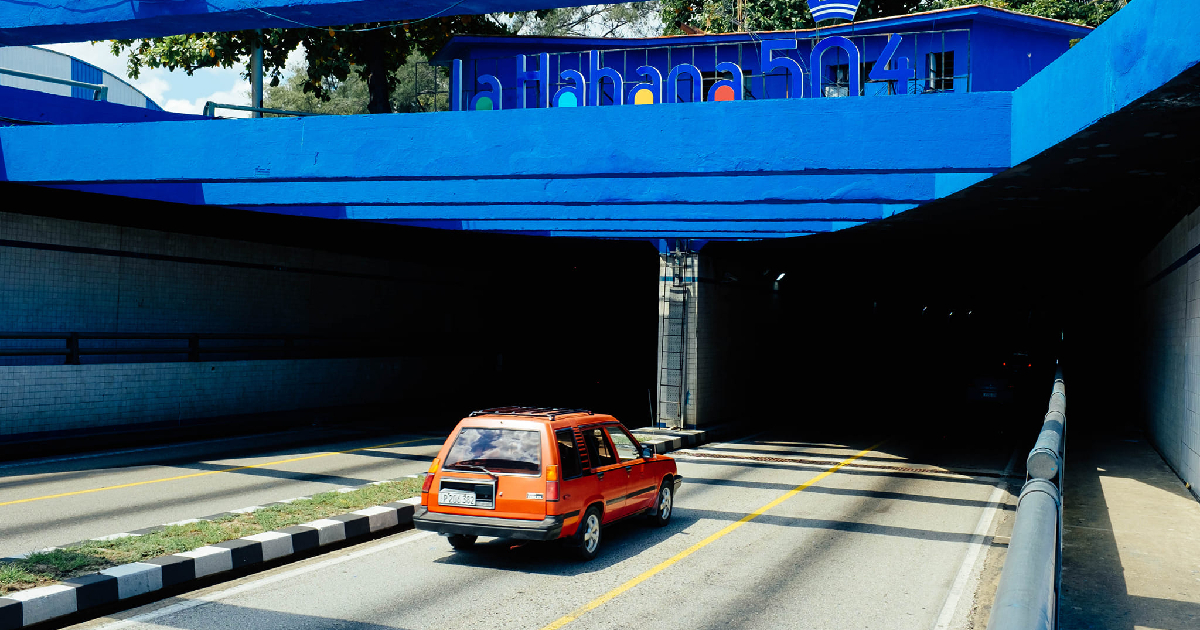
<box><xmin>0</xmin><ymin>436</ymin><xmax>441</xmax><ymax>508</ymax></box>
<box><xmin>540</xmin><ymin>440</ymin><xmax>887</xmax><ymax>630</ymax></box>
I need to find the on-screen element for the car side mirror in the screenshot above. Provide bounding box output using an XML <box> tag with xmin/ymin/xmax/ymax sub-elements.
<box><xmin>641</xmin><ymin>444</ymin><xmax>655</xmax><ymax>459</ymax></box>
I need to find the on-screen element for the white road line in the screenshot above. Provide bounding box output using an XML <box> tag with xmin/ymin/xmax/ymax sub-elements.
<box><xmin>89</xmin><ymin>530</ymin><xmax>436</xmax><ymax>630</ymax></box>
<box><xmin>0</xmin><ymin>430</ymin><xmax>343</xmax><ymax>469</ymax></box>
<box><xmin>670</xmin><ymin>452</ymin><xmax>996</xmax><ymax>481</ymax></box>
<box><xmin>932</xmin><ymin>447</ymin><xmax>1020</xmax><ymax>630</ymax></box>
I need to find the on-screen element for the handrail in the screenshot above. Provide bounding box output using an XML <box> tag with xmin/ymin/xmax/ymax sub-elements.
<box><xmin>987</xmin><ymin>367</ymin><xmax>1066</xmax><ymax>630</ymax></box>
<box><xmin>0</xmin><ymin>67</ymin><xmax>108</xmax><ymax>101</ymax></box>
<box><xmin>0</xmin><ymin>332</ymin><xmax>434</xmax><ymax>365</ymax></box>
<box><xmin>202</xmin><ymin>102</ymin><xmax>322</xmax><ymax>117</ymax></box>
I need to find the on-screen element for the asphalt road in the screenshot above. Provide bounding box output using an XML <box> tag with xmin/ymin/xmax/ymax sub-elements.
<box><xmin>68</xmin><ymin>431</ymin><xmax>1020</xmax><ymax>630</ymax></box>
<box><xmin>0</xmin><ymin>425</ymin><xmax>447</xmax><ymax>558</ymax></box>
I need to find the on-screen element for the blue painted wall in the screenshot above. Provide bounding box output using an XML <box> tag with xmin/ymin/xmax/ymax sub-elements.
<box><xmin>0</xmin><ymin>91</ymin><xmax>1010</xmax><ymax>238</ymax></box>
<box><xmin>0</xmin><ymin>86</ymin><xmax>207</xmax><ymax>126</ymax></box>
<box><xmin>69</xmin><ymin>59</ymin><xmax>103</xmax><ymax>100</ymax></box>
<box><xmin>1011</xmin><ymin>0</ymin><xmax>1200</xmax><ymax>164</ymax></box>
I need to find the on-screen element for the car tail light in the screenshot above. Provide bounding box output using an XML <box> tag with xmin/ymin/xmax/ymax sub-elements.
<box><xmin>546</xmin><ymin>465</ymin><xmax>560</xmax><ymax>501</ymax></box>
<box><xmin>421</xmin><ymin>458</ymin><xmax>440</xmax><ymax>493</ymax></box>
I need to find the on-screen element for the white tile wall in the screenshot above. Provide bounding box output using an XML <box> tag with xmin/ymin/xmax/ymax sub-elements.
<box><xmin>1141</xmin><ymin>204</ymin><xmax>1200</xmax><ymax>489</ymax></box>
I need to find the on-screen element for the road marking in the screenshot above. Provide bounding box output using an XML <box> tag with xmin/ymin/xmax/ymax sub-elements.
<box><xmin>932</xmin><ymin>447</ymin><xmax>1020</xmax><ymax>630</ymax></box>
<box><xmin>539</xmin><ymin>440</ymin><xmax>886</xmax><ymax>630</ymax></box>
<box><xmin>88</xmin><ymin>530</ymin><xmax>437</xmax><ymax>630</ymax></box>
<box><xmin>0</xmin><ymin>429</ymin><xmax>341</xmax><ymax>470</ymax></box>
<box><xmin>0</xmin><ymin>436</ymin><xmax>441</xmax><ymax>508</ymax></box>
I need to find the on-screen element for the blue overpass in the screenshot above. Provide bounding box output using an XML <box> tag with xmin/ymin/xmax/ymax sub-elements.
<box><xmin>0</xmin><ymin>6</ymin><xmax>1097</xmax><ymax>240</ymax></box>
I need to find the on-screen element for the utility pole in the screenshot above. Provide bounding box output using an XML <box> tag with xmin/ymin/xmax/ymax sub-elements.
<box><xmin>250</xmin><ymin>29</ymin><xmax>263</xmax><ymax>118</ymax></box>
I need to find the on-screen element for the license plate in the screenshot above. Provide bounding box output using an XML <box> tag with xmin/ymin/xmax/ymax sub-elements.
<box><xmin>439</xmin><ymin>490</ymin><xmax>476</xmax><ymax>506</ymax></box>
<box><xmin>983</xmin><ymin>392</ymin><xmax>997</xmax><ymax>398</ymax></box>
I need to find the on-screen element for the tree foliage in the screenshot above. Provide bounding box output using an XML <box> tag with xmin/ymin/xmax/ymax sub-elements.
<box><xmin>660</xmin><ymin>0</ymin><xmax>1124</xmax><ymax>35</ymax></box>
<box><xmin>914</xmin><ymin>0</ymin><xmax>1126</xmax><ymax>26</ymax></box>
<box><xmin>508</xmin><ymin>3</ymin><xmax>663</xmax><ymax>37</ymax></box>
<box><xmin>109</xmin><ymin>16</ymin><xmax>505</xmax><ymax>114</ymax></box>
<box><xmin>264</xmin><ymin>53</ymin><xmax>449</xmax><ymax>116</ymax></box>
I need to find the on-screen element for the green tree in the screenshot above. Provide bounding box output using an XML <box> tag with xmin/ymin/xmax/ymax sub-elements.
<box><xmin>914</xmin><ymin>0</ymin><xmax>1126</xmax><ymax>26</ymax></box>
<box><xmin>508</xmin><ymin>3</ymin><xmax>663</xmax><ymax>37</ymax></box>
<box><xmin>660</xmin><ymin>0</ymin><xmax>919</xmax><ymax>35</ymax></box>
<box><xmin>109</xmin><ymin>16</ymin><xmax>506</xmax><ymax>114</ymax></box>
<box><xmin>660</xmin><ymin>0</ymin><xmax>1123</xmax><ymax>34</ymax></box>
<box><xmin>264</xmin><ymin>53</ymin><xmax>449</xmax><ymax>115</ymax></box>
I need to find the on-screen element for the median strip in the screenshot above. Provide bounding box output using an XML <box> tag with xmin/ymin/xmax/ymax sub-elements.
<box><xmin>0</xmin><ymin>478</ymin><xmax>421</xmax><ymax>630</ymax></box>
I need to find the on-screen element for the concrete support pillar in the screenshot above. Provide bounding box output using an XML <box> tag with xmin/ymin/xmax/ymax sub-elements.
<box><xmin>655</xmin><ymin>249</ymin><xmax>710</xmax><ymax>429</ymax></box>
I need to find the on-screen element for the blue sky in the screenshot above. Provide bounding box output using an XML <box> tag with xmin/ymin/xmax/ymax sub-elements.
<box><xmin>41</xmin><ymin>41</ymin><xmax>303</xmax><ymax>117</ymax></box>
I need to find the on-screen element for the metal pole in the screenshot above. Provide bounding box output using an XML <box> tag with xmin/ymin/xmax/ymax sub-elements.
<box><xmin>251</xmin><ymin>30</ymin><xmax>264</xmax><ymax>118</ymax></box>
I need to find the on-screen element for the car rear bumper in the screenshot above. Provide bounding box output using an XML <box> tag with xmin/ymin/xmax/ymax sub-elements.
<box><xmin>413</xmin><ymin>507</ymin><xmax>570</xmax><ymax>541</ymax></box>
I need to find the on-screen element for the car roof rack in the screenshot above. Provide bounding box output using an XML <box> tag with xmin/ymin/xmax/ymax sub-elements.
<box><xmin>469</xmin><ymin>407</ymin><xmax>594</xmax><ymax>420</ymax></box>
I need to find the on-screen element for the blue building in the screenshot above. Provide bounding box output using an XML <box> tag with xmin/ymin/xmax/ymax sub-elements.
<box><xmin>435</xmin><ymin>6</ymin><xmax>1091</xmax><ymax>109</ymax></box>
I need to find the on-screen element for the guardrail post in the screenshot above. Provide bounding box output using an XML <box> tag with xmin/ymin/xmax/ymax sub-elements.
<box><xmin>188</xmin><ymin>334</ymin><xmax>200</xmax><ymax>362</ymax></box>
<box><xmin>66</xmin><ymin>332</ymin><xmax>79</xmax><ymax>365</ymax></box>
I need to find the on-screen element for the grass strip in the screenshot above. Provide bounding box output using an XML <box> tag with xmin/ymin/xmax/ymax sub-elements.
<box><xmin>0</xmin><ymin>477</ymin><xmax>421</xmax><ymax>594</ymax></box>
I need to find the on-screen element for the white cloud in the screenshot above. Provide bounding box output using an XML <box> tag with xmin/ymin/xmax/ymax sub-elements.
<box><xmin>38</xmin><ymin>40</ymin><xmax>250</xmax><ymax>111</ymax></box>
<box><xmin>39</xmin><ymin>41</ymin><xmax>129</xmax><ymax>78</ymax></box>
<box><xmin>163</xmin><ymin>78</ymin><xmax>251</xmax><ymax>117</ymax></box>
<box><xmin>133</xmin><ymin>75</ymin><xmax>170</xmax><ymax>105</ymax></box>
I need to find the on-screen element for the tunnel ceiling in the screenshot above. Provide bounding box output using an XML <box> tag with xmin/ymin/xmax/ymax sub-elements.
<box><xmin>705</xmin><ymin>60</ymin><xmax>1200</xmax><ymax>306</ymax></box>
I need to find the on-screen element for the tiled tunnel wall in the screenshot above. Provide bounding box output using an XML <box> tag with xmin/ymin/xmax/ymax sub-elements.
<box><xmin>0</xmin><ymin>208</ymin><xmax>483</xmax><ymax>438</ymax></box>
<box><xmin>1141</xmin><ymin>203</ymin><xmax>1200</xmax><ymax>490</ymax></box>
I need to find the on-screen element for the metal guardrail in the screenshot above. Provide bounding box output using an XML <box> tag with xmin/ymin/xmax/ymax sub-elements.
<box><xmin>988</xmin><ymin>367</ymin><xmax>1066</xmax><ymax>630</ymax></box>
<box><xmin>202</xmin><ymin>102</ymin><xmax>322</xmax><ymax>117</ymax></box>
<box><xmin>0</xmin><ymin>332</ymin><xmax>415</xmax><ymax>365</ymax></box>
<box><xmin>0</xmin><ymin>66</ymin><xmax>108</xmax><ymax>101</ymax></box>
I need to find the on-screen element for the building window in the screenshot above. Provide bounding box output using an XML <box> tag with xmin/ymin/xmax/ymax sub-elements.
<box><xmin>927</xmin><ymin>51</ymin><xmax>955</xmax><ymax>92</ymax></box>
<box><xmin>825</xmin><ymin>62</ymin><xmax>876</xmax><ymax>97</ymax></box>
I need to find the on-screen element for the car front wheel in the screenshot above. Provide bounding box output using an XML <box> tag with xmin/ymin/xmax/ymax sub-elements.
<box><xmin>649</xmin><ymin>478</ymin><xmax>673</xmax><ymax>527</ymax></box>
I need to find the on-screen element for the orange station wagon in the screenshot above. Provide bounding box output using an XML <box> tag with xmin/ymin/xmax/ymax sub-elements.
<box><xmin>413</xmin><ymin>407</ymin><xmax>682</xmax><ymax>560</ymax></box>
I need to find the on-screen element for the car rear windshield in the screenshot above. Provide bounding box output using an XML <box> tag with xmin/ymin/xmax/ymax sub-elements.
<box><xmin>444</xmin><ymin>427</ymin><xmax>542</xmax><ymax>474</ymax></box>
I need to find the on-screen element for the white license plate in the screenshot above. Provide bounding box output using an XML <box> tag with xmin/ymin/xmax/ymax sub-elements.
<box><xmin>439</xmin><ymin>490</ymin><xmax>476</xmax><ymax>506</ymax></box>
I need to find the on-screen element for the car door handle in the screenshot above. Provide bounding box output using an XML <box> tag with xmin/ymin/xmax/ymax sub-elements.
<box><xmin>597</xmin><ymin>471</ymin><xmax>604</xmax><ymax>481</ymax></box>
<box><xmin>625</xmin><ymin>466</ymin><xmax>633</xmax><ymax>472</ymax></box>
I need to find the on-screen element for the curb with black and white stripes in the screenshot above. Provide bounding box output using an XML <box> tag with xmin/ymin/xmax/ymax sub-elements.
<box><xmin>0</xmin><ymin>495</ymin><xmax>419</xmax><ymax>630</ymax></box>
<box><xmin>0</xmin><ymin>425</ymin><xmax>731</xmax><ymax>629</ymax></box>
<box><xmin>630</xmin><ymin>424</ymin><xmax>731</xmax><ymax>454</ymax></box>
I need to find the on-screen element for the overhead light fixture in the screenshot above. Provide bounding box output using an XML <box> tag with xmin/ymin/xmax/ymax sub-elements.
<box><xmin>775</xmin><ymin>273</ymin><xmax>786</xmax><ymax>281</ymax></box>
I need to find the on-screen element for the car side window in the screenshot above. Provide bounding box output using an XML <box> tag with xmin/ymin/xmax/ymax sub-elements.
<box><xmin>582</xmin><ymin>427</ymin><xmax>616</xmax><ymax>468</ymax></box>
<box><xmin>606</xmin><ymin>426</ymin><xmax>640</xmax><ymax>463</ymax></box>
<box><xmin>556</xmin><ymin>429</ymin><xmax>583</xmax><ymax>479</ymax></box>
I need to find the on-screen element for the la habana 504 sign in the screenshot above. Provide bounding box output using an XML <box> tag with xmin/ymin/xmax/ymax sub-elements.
<box><xmin>450</xmin><ymin>33</ymin><xmax>917</xmax><ymax>111</ymax></box>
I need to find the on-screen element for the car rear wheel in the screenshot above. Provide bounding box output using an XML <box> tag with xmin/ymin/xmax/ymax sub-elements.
<box><xmin>649</xmin><ymin>478</ymin><xmax>673</xmax><ymax>527</ymax></box>
<box><xmin>447</xmin><ymin>534</ymin><xmax>477</xmax><ymax>550</ymax></box>
<box><xmin>573</xmin><ymin>507</ymin><xmax>602</xmax><ymax>561</ymax></box>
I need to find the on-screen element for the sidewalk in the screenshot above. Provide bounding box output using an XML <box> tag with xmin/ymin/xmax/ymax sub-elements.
<box><xmin>1060</xmin><ymin>431</ymin><xmax>1200</xmax><ymax>629</ymax></box>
